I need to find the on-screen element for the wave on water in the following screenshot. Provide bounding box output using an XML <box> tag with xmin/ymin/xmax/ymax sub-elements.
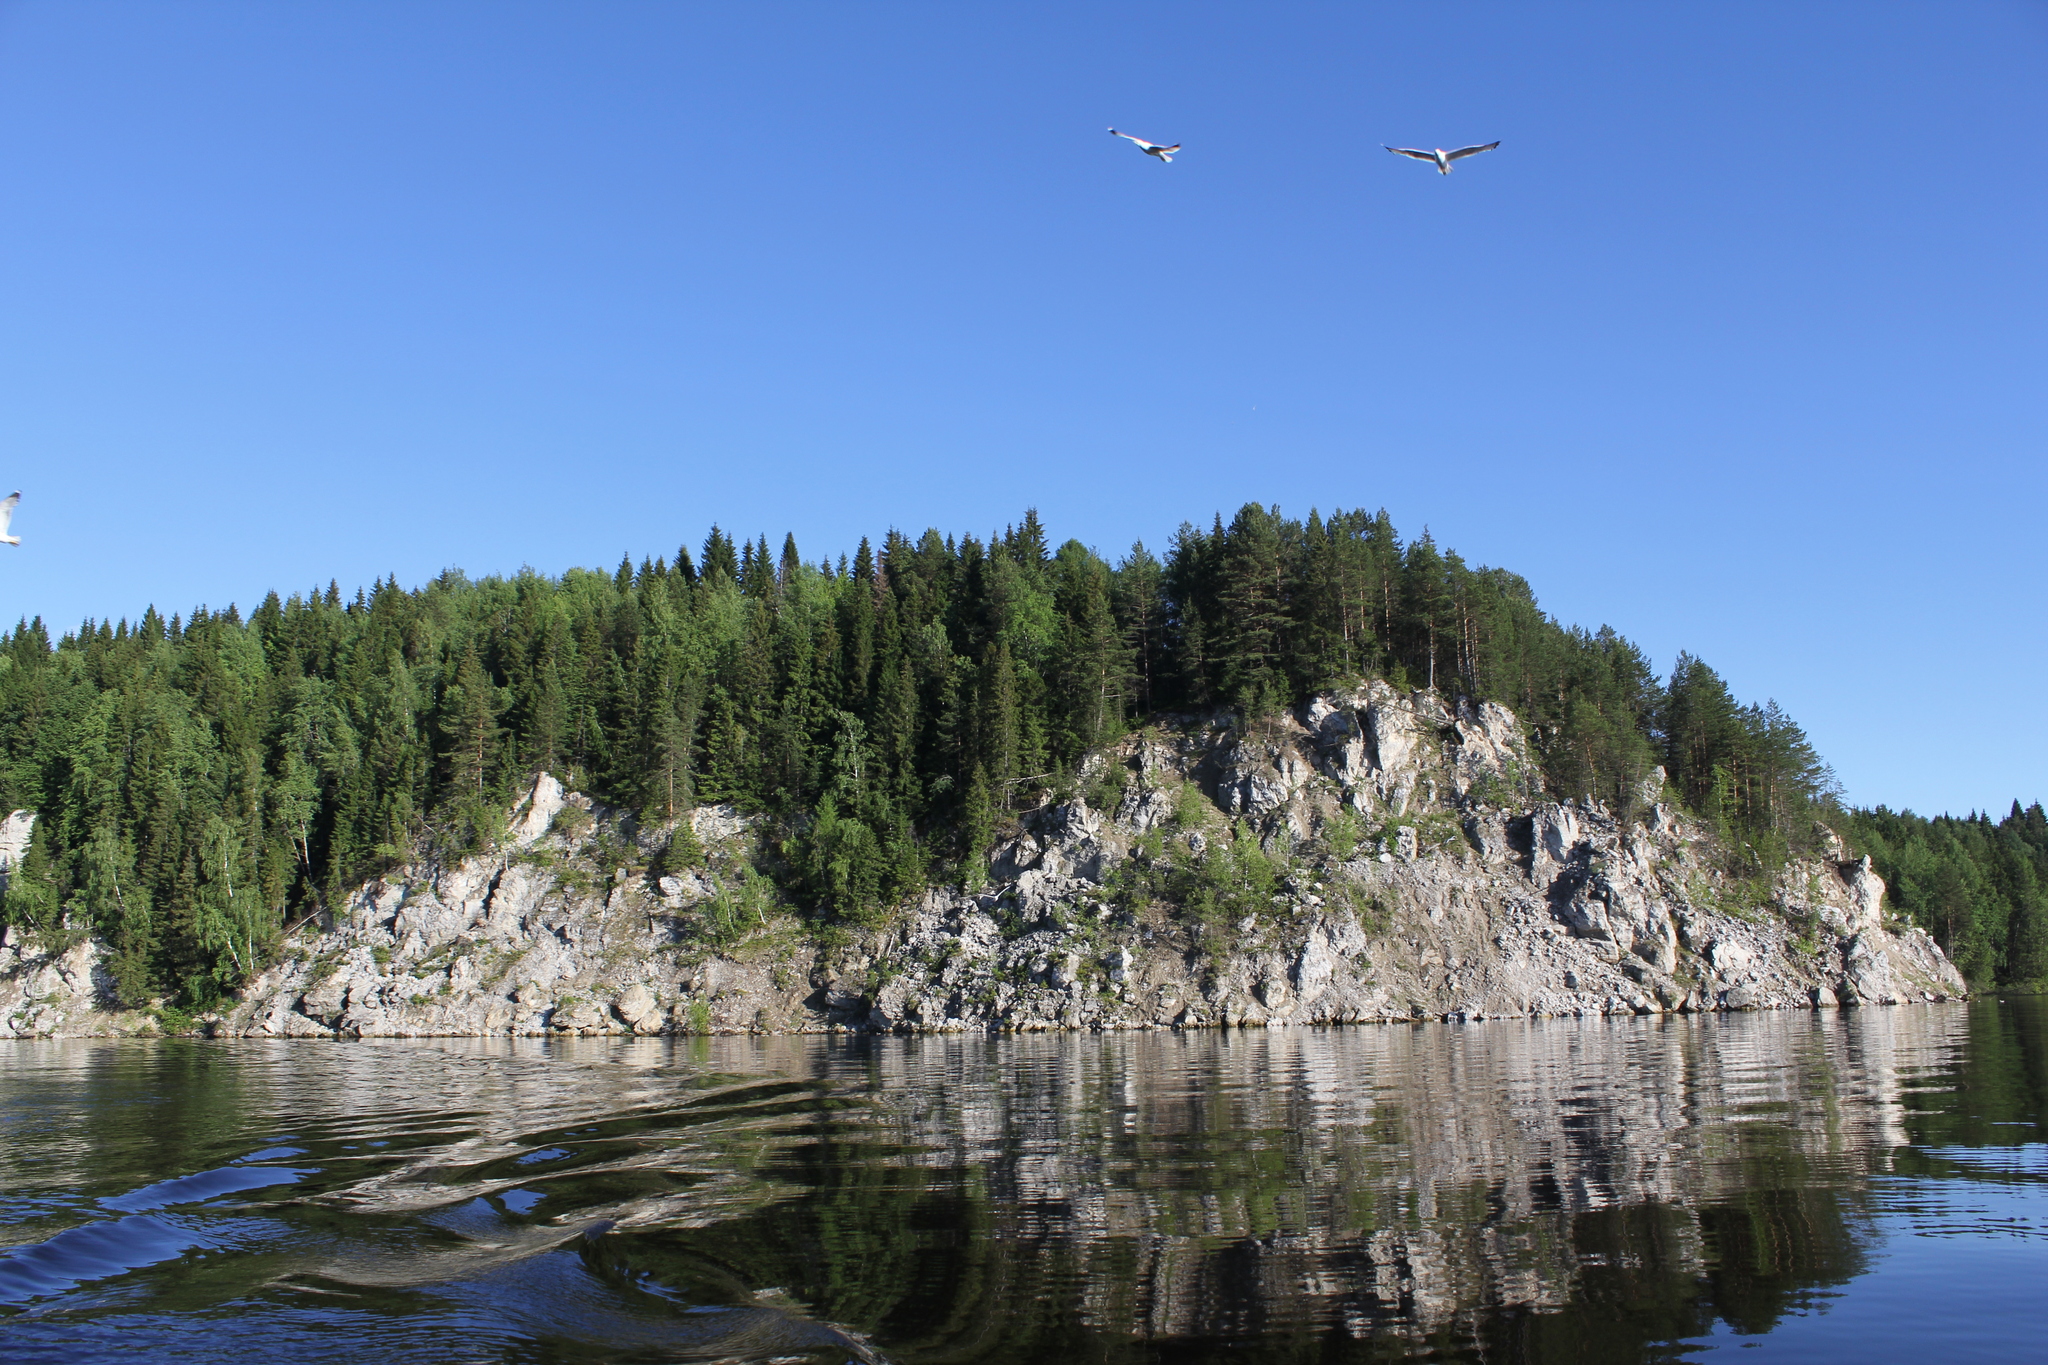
<box><xmin>0</xmin><ymin>1043</ymin><xmax>886</xmax><ymax>1363</ymax></box>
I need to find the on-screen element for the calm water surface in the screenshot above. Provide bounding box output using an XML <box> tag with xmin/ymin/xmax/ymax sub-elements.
<box><xmin>0</xmin><ymin>1001</ymin><xmax>2042</xmax><ymax>1363</ymax></box>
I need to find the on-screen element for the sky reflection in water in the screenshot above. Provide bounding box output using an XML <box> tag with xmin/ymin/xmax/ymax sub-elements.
<box><xmin>0</xmin><ymin>999</ymin><xmax>2041</xmax><ymax>1363</ymax></box>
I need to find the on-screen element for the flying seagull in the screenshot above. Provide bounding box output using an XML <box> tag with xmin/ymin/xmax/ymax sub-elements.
<box><xmin>1109</xmin><ymin>128</ymin><xmax>1180</xmax><ymax>162</ymax></box>
<box><xmin>1384</xmin><ymin>141</ymin><xmax>1500</xmax><ymax>174</ymax></box>
<box><xmin>0</xmin><ymin>492</ymin><xmax>18</xmax><ymax>547</ymax></box>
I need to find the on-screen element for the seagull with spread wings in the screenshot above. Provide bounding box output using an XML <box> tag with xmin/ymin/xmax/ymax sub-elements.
<box><xmin>0</xmin><ymin>492</ymin><xmax>19</xmax><ymax>547</ymax></box>
<box><xmin>1383</xmin><ymin>141</ymin><xmax>1499</xmax><ymax>174</ymax></box>
<box><xmin>1109</xmin><ymin>128</ymin><xmax>1180</xmax><ymax>162</ymax></box>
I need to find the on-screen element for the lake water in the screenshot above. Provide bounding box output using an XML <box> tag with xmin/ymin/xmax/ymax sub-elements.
<box><xmin>0</xmin><ymin>1001</ymin><xmax>2042</xmax><ymax>1363</ymax></box>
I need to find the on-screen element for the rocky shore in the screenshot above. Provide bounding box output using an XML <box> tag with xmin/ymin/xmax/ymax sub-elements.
<box><xmin>1</xmin><ymin>684</ymin><xmax>1965</xmax><ymax>1041</ymax></box>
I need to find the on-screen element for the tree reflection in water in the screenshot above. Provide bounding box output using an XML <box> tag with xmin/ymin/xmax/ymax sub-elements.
<box><xmin>607</xmin><ymin>1004</ymin><xmax>2032</xmax><ymax>1362</ymax></box>
<box><xmin>0</xmin><ymin>1001</ymin><xmax>2039</xmax><ymax>1364</ymax></box>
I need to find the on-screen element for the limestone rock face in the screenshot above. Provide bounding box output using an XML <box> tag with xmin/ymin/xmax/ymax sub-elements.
<box><xmin>1843</xmin><ymin>856</ymin><xmax>1886</xmax><ymax>935</ymax></box>
<box><xmin>0</xmin><ymin>809</ymin><xmax>35</xmax><ymax>885</ymax></box>
<box><xmin>510</xmin><ymin>772</ymin><xmax>569</xmax><ymax>846</ymax></box>
<box><xmin>0</xmin><ymin>932</ymin><xmax>134</xmax><ymax>1038</ymax></box>
<box><xmin>0</xmin><ymin>688</ymin><xmax>1971</xmax><ymax>1039</ymax></box>
<box><xmin>1114</xmin><ymin>782</ymin><xmax>1177</xmax><ymax>834</ymax></box>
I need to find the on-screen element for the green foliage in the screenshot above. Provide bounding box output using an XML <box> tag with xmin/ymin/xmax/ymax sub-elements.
<box><xmin>694</xmin><ymin>866</ymin><xmax>778</xmax><ymax>946</ymax></box>
<box><xmin>1410</xmin><ymin>811</ymin><xmax>1467</xmax><ymax>857</ymax></box>
<box><xmin>650</xmin><ymin>821</ymin><xmax>703</xmax><ymax>876</ymax></box>
<box><xmin>1107</xmin><ymin>822</ymin><xmax>1280</xmax><ymax>953</ymax></box>
<box><xmin>1081</xmin><ymin>761</ymin><xmax>1126</xmax><ymax>819</ymax></box>
<box><xmin>150</xmin><ymin>1002</ymin><xmax>196</xmax><ymax>1035</ymax></box>
<box><xmin>958</xmin><ymin>764</ymin><xmax>994</xmax><ymax>891</ymax></box>
<box><xmin>2</xmin><ymin>825</ymin><xmax>62</xmax><ymax>936</ymax></box>
<box><xmin>1322</xmin><ymin>807</ymin><xmax>1362</xmax><ymax>861</ymax></box>
<box><xmin>0</xmin><ymin>502</ymin><xmax>1874</xmax><ymax>1003</ymax></box>
<box><xmin>1846</xmin><ymin>801</ymin><xmax>2048</xmax><ymax>987</ymax></box>
<box><xmin>1170</xmin><ymin>780</ymin><xmax>1211</xmax><ymax>831</ymax></box>
<box><xmin>786</xmin><ymin>795</ymin><xmax>919</xmax><ymax>927</ymax></box>
<box><xmin>1661</xmin><ymin>656</ymin><xmax>1837</xmax><ymax>856</ymax></box>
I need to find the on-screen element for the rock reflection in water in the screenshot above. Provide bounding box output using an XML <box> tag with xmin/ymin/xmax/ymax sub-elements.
<box><xmin>675</xmin><ymin>1009</ymin><xmax>1941</xmax><ymax>1359</ymax></box>
<box><xmin>0</xmin><ymin>1002</ymin><xmax>2033</xmax><ymax>1363</ymax></box>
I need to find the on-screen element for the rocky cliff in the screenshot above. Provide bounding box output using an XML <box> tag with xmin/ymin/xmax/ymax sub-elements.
<box><xmin>1</xmin><ymin>685</ymin><xmax>1965</xmax><ymax>1041</ymax></box>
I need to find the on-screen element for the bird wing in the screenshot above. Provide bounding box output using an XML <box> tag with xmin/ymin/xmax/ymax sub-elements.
<box><xmin>1445</xmin><ymin>141</ymin><xmax>1500</xmax><ymax>160</ymax></box>
<box><xmin>1157</xmin><ymin>144</ymin><xmax>1181</xmax><ymax>153</ymax></box>
<box><xmin>1110</xmin><ymin>129</ymin><xmax>1158</xmax><ymax>150</ymax></box>
<box><xmin>1384</xmin><ymin>146</ymin><xmax>1437</xmax><ymax>161</ymax></box>
<box><xmin>0</xmin><ymin>493</ymin><xmax>16</xmax><ymax>534</ymax></box>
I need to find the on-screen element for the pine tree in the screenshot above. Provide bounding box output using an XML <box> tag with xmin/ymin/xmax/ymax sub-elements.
<box><xmin>700</xmin><ymin>526</ymin><xmax>739</xmax><ymax>586</ymax></box>
<box><xmin>1399</xmin><ymin>531</ymin><xmax>1452</xmax><ymax>693</ymax></box>
<box><xmin>440</xmin><ymin>643</ymin><xmax>500</xmax><ymax>804</ymax></box>
<box><xmin>1112</xmin><ymin>542</ymin><xmax>1166</xmax><ymax>714</ymax></box>
<box><xmin>1050</xmin><ymin>539</ymin><xmax>1121</xmax><ymax>760</ymax></box>
<box><xmin>778</xmin><ymin>533</ymin><xmax>802</xmax><ymax>588</ymax></box>
<box><xmin>91</xmin><ymin>824</ymin><xmax>156</xmax><ymax>1005</ymax></box>
<box><xmin>959</xmin><ymin>763</ymin><xmax>993</xmax><ymax>889</ymax></box>
<box><xmin>978</xmin><ymin>639</ymin><xmax>1020</xmax><ymax>795</ymax></box>
<box><xmin>1216</xmin><ymin>504</ymin><xmax>1287</xmax><ymax>711</ymax></box>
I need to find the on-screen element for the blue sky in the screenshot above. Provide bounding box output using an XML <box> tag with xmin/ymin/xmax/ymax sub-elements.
<box><xmin>1</xmin><ymin>2</ymin><xmax>2042</xmax><ymax>817</ymax></box>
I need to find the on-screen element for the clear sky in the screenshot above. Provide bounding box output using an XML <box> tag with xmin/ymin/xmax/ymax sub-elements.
<box><xmin>1</xmin><ymin>2</ymin><xmax>2042</xmax><ymax>818</ymax></box>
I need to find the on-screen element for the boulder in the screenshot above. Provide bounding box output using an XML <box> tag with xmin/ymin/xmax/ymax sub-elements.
<box><xmin>614</xmin><ymin>983</ymin><xmax>662</xmax><ymax>1033</ymax></box>
<box><xmin>1284</xmin><ymin>913</ymin><xmax>1366</xmax><ymax>1005</ymax></box>
<box><xmin>298</xmin><ymin>973</ymin><xmax>352</xmax><ymax>1024</ymax></box>
<box><xmin>1557</xmin><ymin>896</ymin><xmax>1613</xmax><ymax>941</ymax></box>
<box><xmin>1706</xmin><ymin>939</ymin><xmax>1754</xmax><ymax>974</ymax></box>
<box><xmin>1843</xmin><ymin>932</ymin><xmax>1899</xmax><ymax>1005</ymax></box>
<box><xmin>1447</xmin><ymin>699</ymin><xmax>1528</xmax><ymax>796</ymax></box>
<box><xmin>551</xmin><ymin>999</ymin><xmax>610</xmax><ymax>1033</ymax></box>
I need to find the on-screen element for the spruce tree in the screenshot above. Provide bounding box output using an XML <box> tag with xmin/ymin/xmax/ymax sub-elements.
<box><xmin>960</xmin><ymin>763</ymin><xmax>993</xmax><ymax>889</ymax></box>
<box><xmin>979</xmin><ymin>639</ymin><xmax>1020</xmax><ymax>795</ymax></box>
<box><xmin>1112</xmin><ymin>542</ymin><xmax>1165</xmax><ymax>714</ymax></box>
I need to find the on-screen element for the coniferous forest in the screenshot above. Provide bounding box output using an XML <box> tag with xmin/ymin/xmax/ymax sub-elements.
<box><xmin>0</xmin><ymin>503</ymin><xmax>2037</xmax><ymax>1006</ymax></box>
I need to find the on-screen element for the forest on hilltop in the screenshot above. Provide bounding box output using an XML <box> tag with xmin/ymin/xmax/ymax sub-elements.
<box><xmin>1843</xmin><ymin>804</ymin><xmax>2048</xmax><ymax>986</ymax></box>
<box><xmin>0</xmin><ymin>502</ymin><xmax>2028</xmax><ymax>1008</ymax></box>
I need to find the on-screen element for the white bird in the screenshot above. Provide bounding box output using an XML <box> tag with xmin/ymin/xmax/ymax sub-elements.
<box><xmin>1109</xmin><ymin>128</ymin><xmax>1180</xmax><ymax>162</ymax></box>
<box><xmin>1384</xmin><ymin>141</ymin><xmax>1500</xmax><ymax>174</ymax></box>
<box><xmin>0</xmin><ymin>492</ymin><xmax>18</xmax><ymax>547</ymax></box>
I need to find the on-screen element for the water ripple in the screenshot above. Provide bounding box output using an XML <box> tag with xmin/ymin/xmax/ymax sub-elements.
<box><xmin>0</xmin><ymin>1006</ymin><xmax>2038</xmax><ymax>1362</ymax></box>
